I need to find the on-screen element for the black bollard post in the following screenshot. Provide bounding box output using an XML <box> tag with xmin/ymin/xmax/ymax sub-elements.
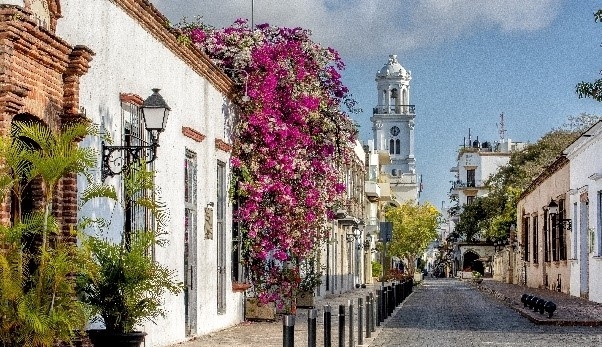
<box><xmin>365</xmin><ymin>295</ymin><xmax>371</xmax><ymax>338</ymax></box>
<box><xmin>358</xmin><ymin>298</ymin><xmax>363</xmax><ymax>346</ymax></box>
<box><xmin>376</xmin><ymin>289</ymin><xmax>382</xmax><ymax>325</ymax></box>
<box><xmin>402</xmin><ymin>281</ymin><xmax>406</xmax><ymax>301</ymax></box>
<box><xmin>283</xmin><ymin>315</ymin><xmax>295</xmax><ymax>347</ymax></box>
<box><xmin>338</xmin><ymin>305</ymin><xmax>345</xmax><ymax>347</ymax></box>
<box><xmin>348</xmin><ymin>300</ymin><xmax>354</xmax><ymax>347</ymax></box>
<box><xmin>382</xmin><ymin>287</ymin><xmax>387</xmax><ymax>321</ymax></box>
<box><xmin>370</xmin><ymin>292</ymin><xmax>376</xmax><ymax>332</ymax></box>
<box><xmin>388</xmin><ymin>286</ymin><xmax>394</xmax><ymax>316</ymax></box>
<box><xmin>324</xmin><ymin>305</ymin><xmax>332</xmax><ymax>347</ymax></box>
<box><xmin>308</xmin><ymin>308</ymin><xmax>317</xmax><ymax>347</ymax></box>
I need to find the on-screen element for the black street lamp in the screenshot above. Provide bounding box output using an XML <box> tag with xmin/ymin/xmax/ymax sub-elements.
<box><xmin>547</xmin><ymin>199</ymin><xmax>572</xmax><ymax>230</ymax></box>
<box><xmin>101</xmin><ymin>88</ymin><xmax>171</xmax><ymax>181</ymax></box>
<box><xmin>346</xmin><ymin>227</ymin><xmax>361</xmax><ymax>242</ymax></box>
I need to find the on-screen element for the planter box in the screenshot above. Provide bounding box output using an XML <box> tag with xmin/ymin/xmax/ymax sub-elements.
<box><xmin>245</xmin><ymin>298</ymin><xmax>276</xmax><ymax>321</ymax></box>
<box><xmin>296</xmin><ymin>291</ymin><xmax>315</xmax><ymax>308</ymax></box>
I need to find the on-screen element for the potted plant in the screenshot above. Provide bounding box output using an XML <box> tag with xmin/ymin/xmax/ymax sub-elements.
<box><xmin>77</xmin><ymin>164</ymin><xmax>183</xmax><ymax>347</ymax></box>
<box><xmin>472</xmin><ymin>271</ymin><xmax>483</xmax><ymax>284</ymax></box>
<box><xmin>296</xmin><ymin>259</ymin><xmax>323</xmax><ymax>308</ymax></box>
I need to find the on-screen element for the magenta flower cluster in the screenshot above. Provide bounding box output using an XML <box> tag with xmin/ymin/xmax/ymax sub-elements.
<box><xmin>184</xmin><ymin>19</ymin><xmax>357</xmax><ymax>309</ymax></box>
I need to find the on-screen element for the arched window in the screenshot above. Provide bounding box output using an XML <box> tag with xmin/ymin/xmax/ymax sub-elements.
<box><xmin>395</xmin><ymin>139</ymin><xmax>401</xmax><ymax>154</ymax></box>
<box><xmin>390</xmin><ymin>88</ymin><xmax>398</xmax><ymax>101</ymax></box>
<box><xmin>389</xmin><ymin>139</ymin><xmax>394</xmax><ymax>154</ymax></box>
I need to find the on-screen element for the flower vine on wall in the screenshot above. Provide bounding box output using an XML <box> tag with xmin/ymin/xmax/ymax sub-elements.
<box><xmin>175</xmin><ymin>18</ymin><xmax>358</xmax><ymax>310</ymax></box>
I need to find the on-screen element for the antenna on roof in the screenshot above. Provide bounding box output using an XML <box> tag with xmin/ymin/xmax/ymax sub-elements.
<box><xmin>497</xmin><ymin>112</ymin><xmax>506</xmax><ymax>143</ymax></box>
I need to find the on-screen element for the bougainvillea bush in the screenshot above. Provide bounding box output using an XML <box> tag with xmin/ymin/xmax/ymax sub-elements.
<box><xmin>175</xmin><ymin>18</ymin><xmax>358</xmax><ymax>310</ymax></box>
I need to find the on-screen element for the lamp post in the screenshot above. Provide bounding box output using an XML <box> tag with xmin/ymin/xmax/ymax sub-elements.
<box><xmin>548</xmin><ymin>199</ymin><xmax>572</xmax><ymax>230</ymax></box>
<box><xmin>101</xmin><ymin>88</ymin><xmax>170</xmax><ymax>181</ymax></box>
<box><xmin>347</xmin><ymin>225</ymin><xmax>362</xmax><ymax>287</ymax></box>
<box><xmin>101</xmin><ymin>89</ymin><xmax>170</xmax><ymax>250</ymax></box>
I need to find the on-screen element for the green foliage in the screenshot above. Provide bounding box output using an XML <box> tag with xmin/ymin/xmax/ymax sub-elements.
<box><xmin>0</xmin><ymin>121</ymin><xmax>95</xmax><ymax>347</ymax></box>
<box><xmin>298</xmin><ymin>257</ymin><xmax>322</xmax><ymax>292</ymax></box>
<box><xmin>76</xmin><ymin>164</ymin><xmax>182</xmax><ymax>333</ymax></box>
<box><xmin>577</xmin><ymin>10</ymin><xmax>602</xmax><ymax>101</ymax></box>
<box><xmin>454</xmin><ymin>197</ymin><xmax>487</xmax><ymax>241</ymax></box>
<box><xmin>371</xmin><ymin>261</ymin><xmax>382</xmax><ymax>278</ymax></box>
<box><xmin>78</xmin><ymin>231</ymin><xmax>182</xmax><ymax>333</ymax></box>
<box><xmin>385</xmin><ymin>201</ymin><xmax>440</xmax><ymax>274</ymax></box>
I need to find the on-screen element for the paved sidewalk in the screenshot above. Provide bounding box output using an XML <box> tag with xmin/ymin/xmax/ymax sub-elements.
<box><xmin>476</xmin><ymin>278</ymin><xmax>602</xmax><ymax>326</ymax></box>
<box><xmin>171</xmin><ymin>284</ymin><xmax>393</xmax><ymax>347</ymax></box>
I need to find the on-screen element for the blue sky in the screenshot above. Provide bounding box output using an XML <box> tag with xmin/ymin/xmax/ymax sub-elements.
<box><xmin>152</xmin><ymin>0</ymin><xmax>602</xmax><ymax>210</ymax></box>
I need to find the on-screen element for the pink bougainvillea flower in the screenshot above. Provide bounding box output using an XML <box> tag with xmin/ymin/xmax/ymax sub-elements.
<box><xmin>177</xmin><ymin>17</ymin><xmax>358</xmax><ymax>310</ymax></box>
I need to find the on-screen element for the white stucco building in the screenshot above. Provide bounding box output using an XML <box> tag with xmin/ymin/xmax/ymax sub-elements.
<box><xmin>450</xmin><ymin>138</ymin><xmax>526</xmax><ymax>206</ymax></box>
<box><xmin>31</xmin><ymin>0</ymin><xmax>245</xmax><ymax>345</ymax></box>
<box><xmin>564</xmin><ymin>120</ymin><xmax>602</xmax><ymax>302</ymax></box>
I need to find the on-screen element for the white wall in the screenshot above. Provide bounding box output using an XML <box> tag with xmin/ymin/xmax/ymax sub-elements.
<box><xmin>56</xmin><ymin>1</ymin><xmax>242</xmax><ymax>345</ymax></box>
<box><xmin>566</xmin><ymin>122</ymin><xmax>602</xmax><ymax>302</ymax></box>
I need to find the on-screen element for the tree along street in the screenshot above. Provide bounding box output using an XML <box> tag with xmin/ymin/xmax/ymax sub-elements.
<box><xmin>371</xmin><ymin>279</ymin><xmax>602</xmax><ymax>347</ymax></box>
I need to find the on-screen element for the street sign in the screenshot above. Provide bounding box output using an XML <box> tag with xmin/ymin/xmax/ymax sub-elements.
<box><xmin>379</xmin><ymin>222</ymin><xmax>392</xmax><ymax>242</ymax></box>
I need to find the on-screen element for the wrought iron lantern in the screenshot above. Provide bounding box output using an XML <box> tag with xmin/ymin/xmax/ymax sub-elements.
<box><xmin>101</xmin><ymin>89</ymin><xmax>170</xmax><ymax>180</ymax></box>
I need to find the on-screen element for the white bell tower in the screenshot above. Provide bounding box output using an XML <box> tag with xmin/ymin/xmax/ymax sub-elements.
<box><xmin>370</xmin><ymin>54</ymin><xmax>419</xmax><ymax>203</ymax></box>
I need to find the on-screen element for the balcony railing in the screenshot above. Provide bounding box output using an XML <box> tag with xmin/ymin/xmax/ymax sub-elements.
<box><xmin>372</xmin><ymin>105</ymin><xmax>415</xmax><ymax>115</ymax></box>
<box><xmin>449</xmin><ymin>179</ymin><xmax>484</xmax><ymax>189</ymax></box>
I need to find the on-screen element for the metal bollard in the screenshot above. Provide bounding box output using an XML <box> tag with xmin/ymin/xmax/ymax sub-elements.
<box><xmin>358</xmin><ymin>298</ymin><xmax>363</xmax><ymax>345</ymax></box>
<box><xmin>308</xmin><ymin>308</ymin><xmax>317</xmax><ymax>347</ymax></box>
<box><xmin>370</xmin><ymin>293</ymin><xmax>376</xmax><ymax>333</ymax></box>
<box><xmin>348</xmin><ymin>300</ymin><xmax>354</xmax><ymax>347</ymax></box>
<box><xmin>388</xmin><ymin>286</ymin><xmax>394</xmax><ymax>316</ymax></box>
<box><xmin>338</xmin><ymin>305</ymin><xmax>345</xmax><ymax>347</ymax></box>
<box><xmin>376</xmin><ymin>289</ymin><xmax>382</xmax><ymax>325</ymax></box>
<box><xmin>382</xmin><ymin>288</ymin><xmax>387</xmax><ymax>321</ymax></box>
<box><xmin>401</xmin><ymin>281</ymin><xmax>405</xmax><ymax>301</ymax></box>
<box><xmin>544</xmin><ymin>301</ymin><xmax>557</xmax><ymax>318</ymax></box>
<box><xmin>324</xmin><ymin>305</ymin><xmax>332</xmax><ymax>347</ymax></box>
<box><xmin>283</xmin><ymin>315</ymin><xmax>295</xmax><ymax>347</ymax></box>
<box><xmin>365</xmin><ymin>295</ymin><xmax>372</xmax><ymax>338</ymax></box>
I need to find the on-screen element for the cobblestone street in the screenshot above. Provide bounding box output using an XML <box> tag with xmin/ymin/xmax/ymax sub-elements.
<box><xmin>372</xmin><ymin>278</ymin><xmax>602</xmax><ymax>347</ymax></box>
<box><xmin>173</xmin><ymin>277</ymin><xmax>602</xmax><ymax>347</ymax></box>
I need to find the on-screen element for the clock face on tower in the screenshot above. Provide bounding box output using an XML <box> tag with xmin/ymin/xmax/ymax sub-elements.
<box><xmin>390</xmin><ymin>126</ymin><xmax>400</xmax><ymax>136</ymax></box>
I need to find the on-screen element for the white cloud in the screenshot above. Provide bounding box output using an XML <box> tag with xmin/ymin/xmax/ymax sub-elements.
<box><xmin>151</xmin><ymin>0</ymin><xmax>561</xmax><ymax>58</ymax></box>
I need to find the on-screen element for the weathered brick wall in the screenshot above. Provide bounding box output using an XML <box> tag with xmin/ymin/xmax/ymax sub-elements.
<box><xmin>0</xmin><ymin>5</ymin><xmax>92</xmax><ymax>233</ymax></box>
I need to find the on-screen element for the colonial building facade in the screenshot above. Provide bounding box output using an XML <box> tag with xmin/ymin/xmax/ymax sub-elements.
<box><xmin>449</xmin><ymin>133</ymin><xmax>526</xmax><ymax>277</ymax></box>
<box><xmin>514</xmin><ymin>156</ymin><xmax>571</xmax><ymax>292</ymax></box>
<box><xmin>0</xmin><ymin>0</ymin><xmax>245</xmax><ymax>345</ymax></box>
